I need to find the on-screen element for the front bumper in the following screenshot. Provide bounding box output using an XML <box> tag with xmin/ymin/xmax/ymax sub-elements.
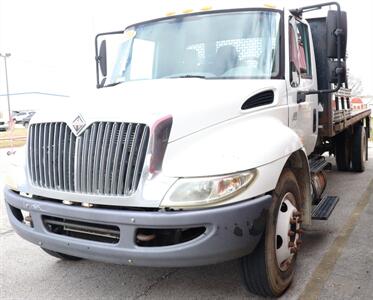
<box><xmin>4</xmin><ymin>188</ymin><xmax>271</xmax><ymax>267</ymax></box>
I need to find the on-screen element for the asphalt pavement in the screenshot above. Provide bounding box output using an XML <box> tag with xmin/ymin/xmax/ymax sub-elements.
<box><xmin>1</xmin><ymin>144</ymin><xmax>372</xmax><ymax>300</ymax></box>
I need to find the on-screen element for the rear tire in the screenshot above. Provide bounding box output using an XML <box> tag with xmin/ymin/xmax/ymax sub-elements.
<box><xmin>41</xmin><ymin>248</ymin><xmax>82</xmax><ymax>261</ymax></box>
<box><xmin>240</xmin><ymin>169</ymin><xmax>302</xmax><ymax>297</ymax></box>
<box><xmin>351</xmin><ymin>125</ymin><xmax>366</xmax><ymax>172</ymax></box>
<box><xmin>335</xmin><ymin>131</ymin><xmax>351</xmax><ymax>171</ymax></box>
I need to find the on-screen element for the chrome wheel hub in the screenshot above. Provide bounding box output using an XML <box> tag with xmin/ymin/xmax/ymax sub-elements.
<box><xmin>275</xmin><ymin>192</ymin><xmax>302</xmax><ymax>271</ymax></box>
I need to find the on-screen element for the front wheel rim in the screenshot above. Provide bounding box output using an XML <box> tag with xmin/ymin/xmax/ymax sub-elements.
<box><xmin>275</xmin><ymin>192</ymin><xmax>302</xmax><ymax>271</ymax></box>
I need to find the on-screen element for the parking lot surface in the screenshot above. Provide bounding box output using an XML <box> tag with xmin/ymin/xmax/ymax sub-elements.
<box><xmin>1</xmin><ymin>145</ymin><xmax>372</xmax><ymax>299</ymax></box>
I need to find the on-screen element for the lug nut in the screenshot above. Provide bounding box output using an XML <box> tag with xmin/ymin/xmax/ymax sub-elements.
<box><xmin>296</xmin><ymin>240</ymin><xmax>302</xmax><ymax>246</ymax></box>
<box><xmin>24</xmin><ymin>215</ymin><xmax>32</xmax><ymax>222</ymax></box>
<box><xmin>290</xmin><ymin>247</ymin><xmax>297</xmax><ymax>254</ymax></box>
<box><xmin>296</xmin><ymin>229</ymin><xmax>304</xmax><ymax>234</ymax></box>
<box><xmin>283</xmin><ymin>260</ymin><xmax>290</xmax><ymax>268</ymax></box>
<box><xmin>290</xmin><ymin>218</ymin><xmax>297</xmax><ymax>224</ymax></box>
<box><xmin>288</xmin><ymin>241</ymin><xmax>295</xmax><ymax>247</ymax></box>
<box><xmin>288</xmin><ymin>230</ymin><xmax>295</xmax><ymax>237</ymax></box>
<box><xmin>293</xmin><ymin>211</ymin><xmax>301</xmax><ymax>217</ymax></box>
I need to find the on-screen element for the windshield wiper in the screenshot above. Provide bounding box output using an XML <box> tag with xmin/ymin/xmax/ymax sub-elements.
<box><xmin>105</xmin><ymin>82</ymin><xmax>123</xmax><ymax>88</ymax></box>
<box><xmin>168</xmin><ymin>75</ymin><xmax>207</xmax><ymax>79</ymax></box>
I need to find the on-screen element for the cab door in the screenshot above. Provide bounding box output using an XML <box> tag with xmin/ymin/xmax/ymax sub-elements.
<box><xmin>287</xmin><ymin>17</ymin><xmax>318</xmax><ymax>155</ymax></box>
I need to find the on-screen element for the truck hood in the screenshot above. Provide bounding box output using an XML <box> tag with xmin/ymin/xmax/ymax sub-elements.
<box><xmin>33</xmin><ymin>78</ymin><xmax>285</xmax><ymax>142</ymax></box>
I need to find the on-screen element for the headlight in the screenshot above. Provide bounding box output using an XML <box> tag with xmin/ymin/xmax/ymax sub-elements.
<box><xmin>161</xmin><ymin>170</ymin><xmax>256</xmax><ymax>208</ymax></box>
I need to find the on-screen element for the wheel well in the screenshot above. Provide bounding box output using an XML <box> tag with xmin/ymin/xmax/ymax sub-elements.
<box><xmin>283</xmin><ymin>150</ymin><xmax>312</xmax><ymax>225</ymax></box>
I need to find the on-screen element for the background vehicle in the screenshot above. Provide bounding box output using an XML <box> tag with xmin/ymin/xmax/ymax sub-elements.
<box><xmin>21</xmin><ymin>111</ymin><xmax>36</xmax><ymax>128</ymax></box>
<box><xmin>0</xmin><ymin>111</ymin><xmax>9</xmax><ymax>131</ymax></box>
<box><xmin>4</xmin><ymin>2</ymin><xmax>371</xmax><ymax>297</ymax></box>
<box><xmin>12</xmin><ymin>110</ymin><xmax>35</xmax><ymax>124</ymax></box>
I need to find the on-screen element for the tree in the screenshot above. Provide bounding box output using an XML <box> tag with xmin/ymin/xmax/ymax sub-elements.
<box><xmin>348</xmin><ymin>74</ymin><xmax>364</xmax><ymax>97</ymax></box>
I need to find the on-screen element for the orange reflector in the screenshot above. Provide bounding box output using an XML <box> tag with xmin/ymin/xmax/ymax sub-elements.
<box><xmin>166</xmin><ymin>11</ymin><xmax>176</xmax><ymax>16</ymax></box>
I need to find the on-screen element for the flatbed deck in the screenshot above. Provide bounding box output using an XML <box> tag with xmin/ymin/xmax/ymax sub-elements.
<box><xmin>333</xmin><ymin>108</ymin><xmax>371</xmax><ymax>134</ymax></box>
<box><xmin>319</xmin><ymin>86</ymin><xmax>371</xmax><ymax>138</ymax></box>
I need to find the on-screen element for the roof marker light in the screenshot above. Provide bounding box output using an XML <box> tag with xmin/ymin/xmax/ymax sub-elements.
<box><xmin>182</xmin><ymin>9</ymin><xmax>194</xmax><ymax>14</ymax></box>
<box><xmin>166</xmin><ymin>11</ymin><xmax>176</xmax><ymax>16</ymax></box>
<box><xmin>264</xmin><ymin>3</ymin><xmax>276</xmax><ymax>9</ymax></box>
<box><xmin>201</xmin><ymin>5</ymin><xmax>212</xmax><ymax>11</ymax></box>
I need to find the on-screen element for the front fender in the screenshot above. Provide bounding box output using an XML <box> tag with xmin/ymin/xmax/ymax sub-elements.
<box><xmin>163</xmin><ymin>115</ymin><xmax>303</xmax><ymax>177</ymax></box>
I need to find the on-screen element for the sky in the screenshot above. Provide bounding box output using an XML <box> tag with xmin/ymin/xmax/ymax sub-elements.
<box><xmin>0</xmin><ymin>0</ymin><xmax>372</xmax><ymax>111</ymax></box>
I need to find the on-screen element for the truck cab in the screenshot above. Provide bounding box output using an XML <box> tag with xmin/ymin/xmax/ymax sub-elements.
<box><xmin>4</xmin><ymin>2</ymin><xmax>371</xmax><ymax>297</ymax></box>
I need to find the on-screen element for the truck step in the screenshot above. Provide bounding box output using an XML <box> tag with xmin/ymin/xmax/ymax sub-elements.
<box><xmin>309</xmin><ymin>156</ymin><xmax>332</xmax><ymax>173</ymax></box>
<box><xmin>312</xmin><ymin>195</ymin><xmax>339</xmax><ymax>220</ymax></box>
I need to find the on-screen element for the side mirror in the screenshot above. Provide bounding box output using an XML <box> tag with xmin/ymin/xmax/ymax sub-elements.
<box><xmin>94</xmin><ymin>30</ymin><xmax>125</xmax><ymax>89</ymax></box>
<box><xmin>98</xmin><ymin>40</ymin><xmax>107</xmax><ymax>77</ymax></box>
<box><xmin>326</xmin><ymin>10</ymin><xmax>347</xmax><ymax>59</ymax></box>
<box><xmin>328</xmin><ymin>60</ymin><xmax>346</xmax><ymax>84</ymax></box>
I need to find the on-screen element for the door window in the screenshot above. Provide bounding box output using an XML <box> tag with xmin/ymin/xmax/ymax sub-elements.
<box><xmin>296</xmin><ymin>22</ymin><xmax>312</xmax><ymax>78</ymax></box>
<box><xmin>289</xmin><ymin>23</ymin><xmax>300</xmax><ymax>87</ymax></box>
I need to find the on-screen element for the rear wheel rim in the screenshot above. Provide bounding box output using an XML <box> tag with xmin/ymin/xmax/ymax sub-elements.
<box><xmin>275</xmin><ymin>192</ymin><xmax>302</xmax><ymax>271</ymax></box>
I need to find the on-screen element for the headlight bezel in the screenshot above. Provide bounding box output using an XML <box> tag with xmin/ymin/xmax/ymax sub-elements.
<box><xmin>161</xmin><ymin>169</ymin><xmax>257</xmax><ymax>209</ymax></box>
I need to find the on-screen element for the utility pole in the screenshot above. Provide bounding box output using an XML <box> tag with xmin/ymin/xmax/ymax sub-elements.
<box><xmin>0</xmin><ymin>53</ymin><xmax>12</xmax><ymax>125</ymax></box>
<box><xmin>0</xmin><ymin>52</ymin><xmax>15</xmax><ymax>155</ymax></box>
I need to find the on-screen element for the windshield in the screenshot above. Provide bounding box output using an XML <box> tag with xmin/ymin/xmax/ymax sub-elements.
<box><xmin>109</xmin><ymin>10</ymin><xmax>282</xmax><ymax>85</ymax></box>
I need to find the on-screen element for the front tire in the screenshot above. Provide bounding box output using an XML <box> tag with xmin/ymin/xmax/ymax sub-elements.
<box><xmin>240</xmin><ymin>169</ymin><xmax>302</xmax><ymax>297</ymax></box>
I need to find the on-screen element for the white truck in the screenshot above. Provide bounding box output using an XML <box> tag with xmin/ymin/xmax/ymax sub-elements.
<box><xmin>4</xmin><ymin>2</ymin><xmax>371</xmax><ymax>297</ymax></box>
<box><xmin>0</xmin><ymin>110</ymin><xmax>9</xmax><ymax>131</ymax></box>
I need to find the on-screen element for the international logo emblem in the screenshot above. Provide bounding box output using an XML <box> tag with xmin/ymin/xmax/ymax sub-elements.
<box><xmin>72</xmin><ymin>114</ymin><xmax>86</xmax><ymax>134</ymax></box>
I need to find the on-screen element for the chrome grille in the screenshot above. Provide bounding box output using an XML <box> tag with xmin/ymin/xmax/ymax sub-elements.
<box><xmin>28</xmin><ymin>122</ymin><xmax>150</xmax><ymax>196</ymax></box>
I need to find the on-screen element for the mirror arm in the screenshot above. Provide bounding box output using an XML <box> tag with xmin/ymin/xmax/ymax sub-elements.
<box><xmin>95</xmin><ymin>35</ymin><xmax>101</xmax><ymax>88</ymax></box>
<box><xmin>294</xmin><ymin>2</ymin><xmax>345</xmax><ymax>102</ymax></box>
<box><xmin>292</xmin><ymin>2</ymin><xmax>342</xmax><ymax>65</ymax></box>
<box><xmin>297</xmin><ymin>79</ymin><xmax>342</xmax><ymax>103</ymax></box>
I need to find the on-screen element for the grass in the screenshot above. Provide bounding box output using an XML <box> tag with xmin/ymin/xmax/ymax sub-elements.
<box><xmin>0</xmin><ymin>128</ymin><xmax>27</xmax><ymax>149</ymax></box>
